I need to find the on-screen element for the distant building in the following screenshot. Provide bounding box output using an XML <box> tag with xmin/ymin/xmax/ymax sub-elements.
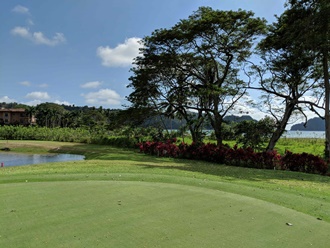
<box><xmin>0</xmin><ymin>108</ymin><xmax>36</xmax><ymax>125</ymax></box>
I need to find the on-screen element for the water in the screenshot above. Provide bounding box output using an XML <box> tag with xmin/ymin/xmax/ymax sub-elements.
<box><xmin>282</xmin><ymin>131</ymin><xmax>325</xmax><ymax>139</ymax></box>
<box><xmin>0</xmin><ymin>153</ymin><xmax>85</xmax><ymax>167</ymax></box>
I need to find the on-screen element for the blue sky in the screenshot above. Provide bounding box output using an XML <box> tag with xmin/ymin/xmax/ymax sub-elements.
<box><xmin>1</xmin><ymin>0</ymin><xmax>286</xmax><ymax>115</ymax></box>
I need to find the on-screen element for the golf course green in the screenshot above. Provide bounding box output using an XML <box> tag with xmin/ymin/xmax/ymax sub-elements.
<box><xmin>1</xmin><ymin>140</ymin><xmax>330</xmax><ymax>247</ymax></box>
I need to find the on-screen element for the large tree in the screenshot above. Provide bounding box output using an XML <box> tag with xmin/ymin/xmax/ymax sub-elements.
<box><xmin>284</xmin><ymin>0</ymin><xmax>330</xmax><ymax>157</ymax></box>
<box><xmin>35</xmin><ymin>103</ymin><xmax>66</xmax><ymax>127</ymax></box>
<box><xmin>128</xmin><ymin>51</ymin><xmax>206</xmax><ymax>143</ymax></box>
<box><xmin>128</xmin><ymin>7</ymin><xmax>266</xmax><ymax>145</ymax></box>
<box><xmin>249</xmin><ymin>8</ymin><xmax>323</xmax><ymax>151</ymax></box>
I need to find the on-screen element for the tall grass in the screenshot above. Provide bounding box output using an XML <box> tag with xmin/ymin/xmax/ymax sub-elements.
<box><xmin>276</xmin><ymin>137</ymin><xmax>324</xmax><ymax>156</ymax></box>
<box><xmin>0</xmin><ymin>126</ymin><xmax>146</xmax><ymax>148</ymax></box>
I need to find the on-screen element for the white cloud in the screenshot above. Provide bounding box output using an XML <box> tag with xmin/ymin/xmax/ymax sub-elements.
<box><xmin>12</xmin><ymin>5</ymin><xmax>30</xmax><ymax>15</ymax></box>
<box><xmin>24</xmin><ymin>100</ymin><xmax>43</xmax><ymax>106</ymax></box>
<box><xmin>19</xmin><ymin>81</ymin><xmax>31</xmax><ymax>87</ymax></box>
<box><xmin>25</xmin><ymin>91</ymin><xmax>50</xmax><ymax>100</ymax></box>
<box><xmin>54</xmin><ymin>100</ymin><xmax>72</xmax><ymax>106</ymax></box>
<box><xmin>82</xmin><ymin>88</ymin><xmax>122</xmax><ymax>106</ymax></box>
<box><xmin>81</xmin><ymin>81</ymin><xmax>103</xmax><ymax>89</ymax></box>
<box><xmin>11</xmin><ymin>26</ymin><xmax>30</xmax><ymax>38</ymax></box>
<box><xmin>24</xmin><ymin>99</ymin><xmax>71</xmax><ymax>106</ymax></box>
<box><xmin>97</xmin><ymin>37</ymin><xmax>143</xmax><ymax>67</ymax></box>
<box><xmin>0</xmin><ymin>96</ymin><xmax>16</xmax><ymax>103</ymax></box>
<box><xmin>11</xmin><ymin>26</ymin><xmax>66</xmax><ymax>46</ymax></box>
<box><xmin>33</xmin><ymin>32</ymin><xmax>66</xmax><ymax>46</ymax></box>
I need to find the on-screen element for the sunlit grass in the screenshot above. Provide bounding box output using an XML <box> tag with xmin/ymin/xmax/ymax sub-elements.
<box><xmin>276</xmin><ymin>137</ymin><xmax>324</xmax><ymax>156</ymax></box>
<box><xmin>1</xmin><ymin>140</ymin><xmax>330</xmax><ymax>247</ymax></box>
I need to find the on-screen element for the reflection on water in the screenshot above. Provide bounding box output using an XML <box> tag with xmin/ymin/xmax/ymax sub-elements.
<box><xmin>0</xmin><ymin>153</ymin><xmax>85</xmax><ymax>167</ymax></box>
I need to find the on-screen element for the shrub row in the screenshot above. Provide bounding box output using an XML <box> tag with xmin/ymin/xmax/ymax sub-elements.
<box><xmin>0</xmin><ymin>126</ymin><xmax>135</xmax><ymax>148</ymax></box>
<box><xmin>139</xmin><ymin>140</ymin><xmax>328</xmax><ymax>175</ymax></box>
<box><xmin>0</xmin><ymin>126</ymin><xmax>151</xmax><ymax>149</ymax></box>
<box><xmin>0</xmin><ymin>126</ymin><xmax>92</xmax><ymax>143</ymax></box>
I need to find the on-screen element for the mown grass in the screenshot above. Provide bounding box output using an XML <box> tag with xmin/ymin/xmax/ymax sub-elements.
<box><xmin>1</xmin><ymin>140</ymin><xmax>330</xmax><ymax>247</ymax></box>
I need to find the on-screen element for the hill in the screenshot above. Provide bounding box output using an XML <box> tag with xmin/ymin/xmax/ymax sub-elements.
<box><xmin>290</xmin><ymin>117</ymin><xmax>325</xmax><ymax>131</ymax></box>
<box><xmin>143</xmin><ymin>114</ymin><xmax>256</xmax><ymax>130</ymax></box>
<box><xmin>223</xmin><ymin>115</ymin><xmax>255</xmax><ymax>123</ymax></box>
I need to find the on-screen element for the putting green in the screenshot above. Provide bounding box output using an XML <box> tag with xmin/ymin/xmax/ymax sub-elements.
<box><xmin>1</xmin><ymin>181</ymin><xmax>329</xmax><ymax>248</ymax></box>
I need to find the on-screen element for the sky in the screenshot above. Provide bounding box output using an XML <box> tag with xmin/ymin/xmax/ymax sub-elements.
<box><xmin>1</xmin><ymin>0</ymin><xmax>287</xmax><ymax>119</ymax></box>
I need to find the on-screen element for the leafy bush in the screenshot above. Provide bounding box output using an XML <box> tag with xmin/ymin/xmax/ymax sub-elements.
<box><xmin>281</xmin><ymin>150</ymin><xmax>328</xmax><ymax>175</ymax></box>
<box><xmin>139</xmin><ymin>141</ymin><xmax>328</xmax><ymax>176</ymax></box>
<box><xmin>234</xmin><ymin>117</ymin><xmax>276</xmax><ymax>151</ymax></box>
<box><xmin>0</xmin><ymin>126</ymin><xmax>135</xmax><ymax>147</ymax></box>
<box><xmin>139</xmin><ymin>138</ymin><xmax>180</xmax><ymax>157</ymax></box>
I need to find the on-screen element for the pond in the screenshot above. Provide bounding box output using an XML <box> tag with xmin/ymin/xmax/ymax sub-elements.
<box><xmin>0</xmin><ymin>153</ymin><xmax>85</xmax><ymax>167</ymax></box>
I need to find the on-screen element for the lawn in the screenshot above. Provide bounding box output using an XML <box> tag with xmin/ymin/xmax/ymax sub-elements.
<box><xmin>1</xmin><ymin>140</ymin><xmax>330</xmax><ymax>247</ymax></box>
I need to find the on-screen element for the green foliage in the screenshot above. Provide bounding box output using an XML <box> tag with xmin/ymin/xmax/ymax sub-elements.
<box><xmin>128</xmin><ymin>7</ymin><xmax>266</xmax><ymax>145</ymax></box>
<box><xmin>35</xmin><ymin>103</ymin><xmax>66</xmax><ymax>128</ymax></box>
<box><xmin>279</xmin><ymin>0</ymin><xmax>330</xmax><ymax>157</ymax></box>
<box><xmin>0</xmin><ymin>125</ymin><xmax>172</xmax><ymax>149</ymax></box>
<box><xmin>234</xmin><ymin>117</ymin><xmax>276</xmax><ymax>151</ymax></box>
<box><xmin>0</xmin><ymin>126</ymin><xmax>92</xmax><ymax>143</ymax></box>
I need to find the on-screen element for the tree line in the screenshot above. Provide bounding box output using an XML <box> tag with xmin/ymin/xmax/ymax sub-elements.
<box><xmin>0</xmin><ymin>102</ymin><xmax>121</xmax><ymax>131</ymax></box>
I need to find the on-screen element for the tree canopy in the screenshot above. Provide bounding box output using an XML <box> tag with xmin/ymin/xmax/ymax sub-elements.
<box><xmin>128</xmin><ymin>7</ymin><xmax>266</xmax><ymax>145</ymax></box>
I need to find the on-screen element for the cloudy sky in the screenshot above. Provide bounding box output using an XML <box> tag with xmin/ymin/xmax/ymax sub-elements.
<box><xmin>1</xmin><ymin>0</ymin><xmax>286</xmax><ymax>117</ymax></box>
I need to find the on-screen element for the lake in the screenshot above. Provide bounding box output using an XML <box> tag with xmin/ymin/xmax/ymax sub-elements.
<box><xmin>0</xmin><ymin>153</ymin><xmax>85</xmax><ymax>167</ymax></box>
<box><xmin>282</xmin><ymin>131</ymin><xmax>325</xmax><ymax>139</ymax></box>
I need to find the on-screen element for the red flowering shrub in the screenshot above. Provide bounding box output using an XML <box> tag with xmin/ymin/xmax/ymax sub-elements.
<box><xmin>281</xmin><ymin>151</ymin><xmax>328</xmax><ymax>175</ymax></box>
<box><xmin>138</xmin><ymin>141</ymin><xmax>328</xmax><ymax>175</ymax></box>
<box><xmin>255</xmin><ymin>150</ymin><xmax>282</xmax><ymax>169</ymax></box>
<box><xmin>139</xmin><ymin>139</ymin><xmax>180</xmax><ymax>157</ymax></box>
<box><xmin>224</xmin><ymin>145</ymin><xmax>257</xmax><ymax>167</ymax></box>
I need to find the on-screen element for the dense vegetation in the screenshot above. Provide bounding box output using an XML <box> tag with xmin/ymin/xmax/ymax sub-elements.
<box><xmin>0</xmin><ymin>124</ymin><xmax>328</xmax><ymax>176</ymax></box>
<box><xmin>128</xmin><ymin>1</ymin><xmax>329</xmax><ymax>154</ymax></box>
<box><xmin>139</xmin><ymin>139</ymin><xmax>328</xmax><ymax>176</ymax></box>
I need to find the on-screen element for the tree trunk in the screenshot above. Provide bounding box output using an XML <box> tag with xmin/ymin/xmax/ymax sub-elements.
<box><xmin>266</xmin><ymin>102</ymin><xmax>295</xmax><ymax>152</ymax></box>
<box><xmin>323</xmin><ymin>51</ymin><xmax>330</xmax><ymax>158</ymax></box>
<box><xmin>189</xmin><ymin>126</ymin><xmax>201</xmax><ymax>144</ymax></box>
<box><xmin>320</xmin><ymin>0</ymin><xmax>330</xmax><ymax>158</ymax></box>
<box><xmin>208</xmin><ymin>113</ymin><xmax>223</xmax><ymax>146</ymax></box>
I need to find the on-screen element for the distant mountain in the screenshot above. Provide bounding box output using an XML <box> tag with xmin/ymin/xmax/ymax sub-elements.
<box><xmin>143</xmin><ymin>114</ymin><xmax>256</xmax><ymax>130</ymax></box>
<box><xmin>224</xmin><ymin>115</ymin><xmax>256</xmax><ymax>123</ymax></box>
<box><xmin>290</xmin><ymin>117</ymin><xmax>325</xmax><ymax>131</ymax></box>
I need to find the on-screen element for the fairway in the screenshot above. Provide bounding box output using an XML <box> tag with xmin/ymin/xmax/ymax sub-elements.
<box><xmin>1</xmin><ymin>181</ymin><xmax>329</xmax><ymax>248</ymax></box>
<box><xmin>1</xmin><ymin>141</ymin><xmax>330</xmax><ymax>247</ymax></box>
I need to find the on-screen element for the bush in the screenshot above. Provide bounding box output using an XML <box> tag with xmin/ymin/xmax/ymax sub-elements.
<box><xmin>234</xmin><ymin>117</ymin><xmax>276</xmax><ymax>151</ymax></box>
<box><xmin>281</xmin><ymin>150</ymin><xmax>328</xmax><ymax>175</ymax></box>
<box><xmin>139</xmin><ymin>141</ymin><xmax>328</xmax><ymax>176</ymax></box>
<box><xmin>0</xmin><ymin>126</ymin><xmax>138</xmax><ymax>147</ymax></box>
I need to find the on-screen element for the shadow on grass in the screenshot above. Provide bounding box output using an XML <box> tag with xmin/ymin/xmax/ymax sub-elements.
<box><xmin>133</xmin><ymin>160</ymin><xmax>330</xmax><ymax>184</ymax></box>
<box><xmin>50</xmin><ymin>143</ymin><xmax>168</xmax><ymax>162</ymax></box>
<box><xmin>52</xmin><ymin>143</ymin><xmax>330</xmax><ymax>184</ymax></box>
